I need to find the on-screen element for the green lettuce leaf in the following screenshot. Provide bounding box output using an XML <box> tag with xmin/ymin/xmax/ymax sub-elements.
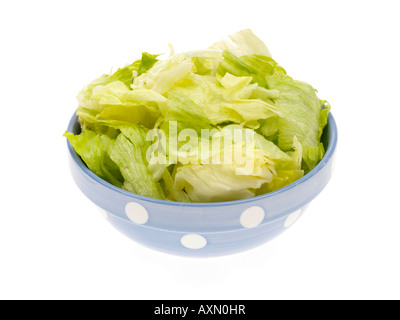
<box><xmin>162</xmin><ymin>90</ymin><xmax>212</xmax><ymax>134</ymax></box>
<box><xmin>171</xmin><ymin>72</ymin><xmax>279</xmax><ymax>128</ymax></box>
<box><xmin>209</xmin><ymin>29</ymin><xmax>272</xmax><ymax>57</ymax></box>
<box><xmin>161</xmin><ymin>169</ymin><xmax>191</xmax><ymax>202</ymax></box>
<box><xmin>108</xmin><ymin>126</ymin><xmax>165</xmax><ymax>200</ymax></box>
<box><xmin>175</xmin><ymin>163</ymin><xmax>272</xmax><ymax>202</ymax></box>
<box><xmin>137</xmin><ymin>52</ymin><xmax>160</xmax><ymax>76</ymax></box>
<box><xmin>77</xmin><ymin>60</ymin><xmax>140</xmax><ymax>109</ymax></box>
<box><xmin>172</xmin><ymin>124</ymin><xmax>303</xmax><ymax>202</ymax></box>
<box><xmin>217</xmin><ymin>50</ymin><xmax>269</xmax><ymax>88</ymax></box>
<box><xmin>266</xmin><ymin>72</ymin><xmax>329</xmax><ymax>171</ymax></box>
<box><xmin>241</xmin><ymin>54</ymin><xmax>286</xmax><ymax>76</ymax></box>
<box><xmin>132</xmin><ymin>53</ymin><xmax>194</xmax><ymax>94</ymax></box>
<box><xmin>77</xmin><ymin>81</ymin><xmax>166</xmax><ymax>128</ymax></box>
<box><xmin>64</xmin><ymin>130</ymin><xmax>123</xmax><ymax>187</ymax></box>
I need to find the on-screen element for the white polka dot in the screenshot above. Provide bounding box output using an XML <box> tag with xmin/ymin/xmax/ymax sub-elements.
<box><xmin>284</xmin><ymin>209</ymin><xmax>302</xmax><ymax>228</ymax></box>
<box><xmin>125</xmin><ymin>202</ymin><xmax>149</xmax><ymax>225</ymax></box>
<box><xmin>240</xmin><ymin>206</ymin><xmax>265</xmax><ymax>228</ymax></box>
<box><xmin>181</xmin><ymin>234</ymin><xmax>207</xmax><ymax>249</ymax></box>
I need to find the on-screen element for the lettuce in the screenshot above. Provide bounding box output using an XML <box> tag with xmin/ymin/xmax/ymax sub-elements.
<box><xmin>266</xmin><ymin>73</ymin><xmax>330</xmax><ymax>171</ymax></box>
<box><xmin>77</xmin><ymin>81</ymin><xmax>166</xmax><ymax>129</ymax></box>
<box><xmin>64</xmin><ymin>130</ymin><xmax>124</xmax><ymax>187</ymax></box>
<box><xmin>109</xmin><ymin>126</ymin><xmax>165</xmax><ymax>200</ymax></box>
<box><xmin>65</xmin><ymin>29</ymin><xmax>330</xmax><ymax>202</ymax></box>
<box><xmin>209</xmin><ymin>29</ymin><xmax>272</xmax><ymax>57</ymax></box>
<box><xmin>137</xmin><ymin>52</ymin><xmax>160</xmax><ymax>76</ymax></box>
<box><xmin>175</xmin><ymin>164</ymin><xmax>272</xmax><ymax>202</ymax></box>
<box><xmin>77</xmin><ymin>60</ymin><xmax>141</xmax><ymax>112</ymax></box>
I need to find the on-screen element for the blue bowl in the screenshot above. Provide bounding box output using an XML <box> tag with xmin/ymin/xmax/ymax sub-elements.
<box><xmin>66</xmin><ymin>113</ymin><xmax>337</xmax><ymax>257</ymax></box>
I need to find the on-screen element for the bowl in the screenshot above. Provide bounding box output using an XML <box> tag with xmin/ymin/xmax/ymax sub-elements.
<box><xmin>66</xmin><ymin>113</ymin><xmax>337</xmax><ymax>257</ymax></box>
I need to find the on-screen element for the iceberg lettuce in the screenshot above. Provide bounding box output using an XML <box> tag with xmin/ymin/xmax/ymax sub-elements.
<box><xmin>65</xmin><ymin>29</ymin><xmax>330</xmax><ymax>202</ymax></box>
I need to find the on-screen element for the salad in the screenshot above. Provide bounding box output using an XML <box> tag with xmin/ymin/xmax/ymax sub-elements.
<box><xmin>65</xmin><ymin>29</ymin><xmax>330</xmax><ymax>203</ymax></box>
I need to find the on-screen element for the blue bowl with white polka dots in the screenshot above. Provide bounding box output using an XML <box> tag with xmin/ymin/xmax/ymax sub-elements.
<box><xmin>66</xmin><ymin>113</ymin><xmax>337</xmax><ymax>257</ymax></box>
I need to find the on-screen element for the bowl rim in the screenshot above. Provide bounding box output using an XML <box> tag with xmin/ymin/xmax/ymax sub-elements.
<box><xmin>67</xmin><ymin>112</ymin><xmax>337</xmax><ymax>207</ymax></box>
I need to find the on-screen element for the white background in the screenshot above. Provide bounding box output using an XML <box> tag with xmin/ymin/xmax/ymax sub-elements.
<box><xmin>1</xmin><ymin>0</ymin><xmax>399</xmax><ymax>300</ymax></box>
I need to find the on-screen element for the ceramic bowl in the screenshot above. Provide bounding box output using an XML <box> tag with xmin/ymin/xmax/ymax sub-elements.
<box><xmin>66</xmin><ymin>113</ymin><xmax>337</xmax><ymax>257</ymax></box>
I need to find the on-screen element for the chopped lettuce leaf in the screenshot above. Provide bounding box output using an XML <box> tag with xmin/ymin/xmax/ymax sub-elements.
<box><xmin>175</xmin><ymin>163</ymin><xmax>272</xmax><ymax>203</ymax></box>
<box><xmin>217</xmin><ymin>50</ymin><xmax>269</xmax><ymax>88</ymax></box>
<box><xmin>108</xmin><ymin>126</ymin><xmax>165</xmax><ymax>200</ymax></box>
<box><xmin>171</xmin><ymin>72</ymin><xmax>279</xmax><ymax>128</ymax></box>
<box><xmin>137</xmin><ymin>52</ymin><xmax>160</xmax><ymax>76</ymax></box>
<box><xmin>162</xmin><ymin>90</ymin><xmax>212</xmax><ymax>134</ymax></box>
<box><xmin>132</xmin><ymin>53</ymin><xmax>194</xmax><ymax>94</ymax></box>
<box><xmin>77</xmin><ymin>81</ymin><xmax>165</xmax><ymax>128</ymax></box>
<box><xmin>256</xmin><ymin>168</ymin><xmax>305</xmax><ymax>195</ymax></box>
<box><xmin>160</xmin><ymin>91</ymin><xmax>213</xmax><ymax>164</ymax></box>
<box><xmin>241</xmin><ymin>54</ymin><xmax>286</xmax><ymax>76</ymax></box>
<box><xmin>64</xmin><ymin>130</ymin><xmax>123</xmax><ymax>187</ymax></box>
<box><xmin>258</xmin><ymin>116</ymin><xmax>279</xmax><ymax>138</ymax></box>
<box><xmin>162</xmin><ymin>169</ymin><xmax>191</xmax><ymax>202</ymax></box>
<box><xmin>209</xmin><ymin>29</ymin><xmax>272</xmax><ymax>57</ymax></box>
<box><xmin>266</xmin><ymin>72</ymin><xmax>329</xmax><ymax>171</ymax></box>
<box><xmin>77</xmin><ymin>60</ymin><xmax>140</xmax><ymax>110</ymax></box>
